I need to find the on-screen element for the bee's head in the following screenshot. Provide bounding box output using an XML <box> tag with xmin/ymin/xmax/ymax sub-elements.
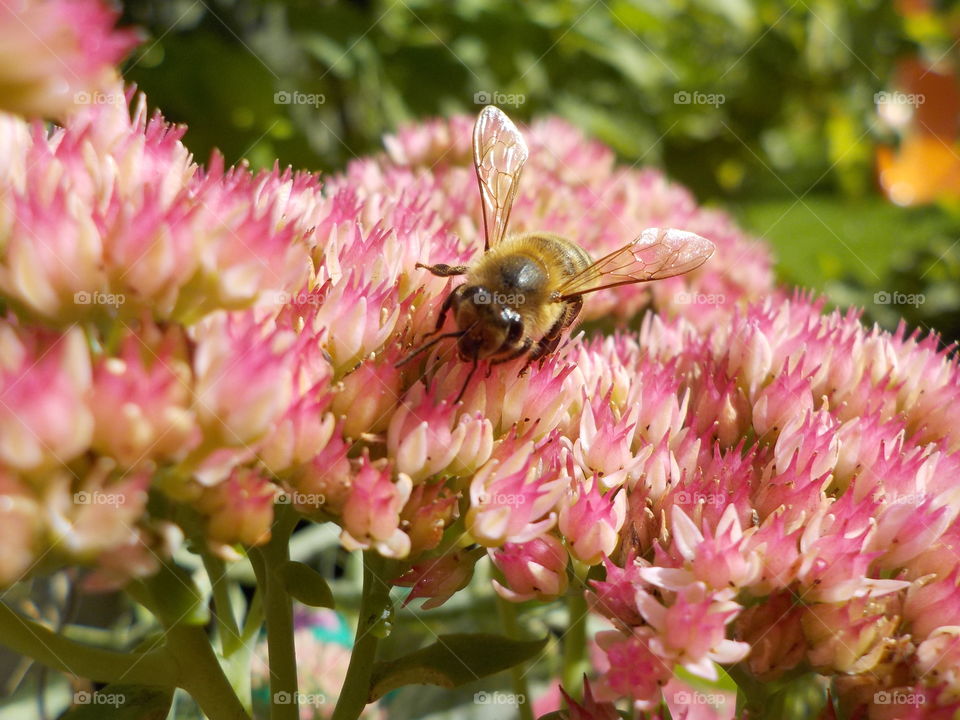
<box><xmin>455</xmin><ymin>286</ymin><xmax>523</xmax><ymax>360</ymax></box>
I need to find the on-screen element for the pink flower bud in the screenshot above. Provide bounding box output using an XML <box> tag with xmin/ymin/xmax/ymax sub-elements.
<box><xmin>394</xmin><ymin>548</ymin><xmax>481</xmax><ymax>610</ymax></box>
<box><xmin>0</xmin><ymin>0</ymin><xmax>139</xmax><ymax>119</ymax></box>
<box><xmin>803</xmin><ymin>597</ymin><xmax>899</xmax><ymax>674</ymax></box>
<box><xmin>467</xmin><ymin>432</ymin><xmax>565</xmax><ymax>547</ymax></box>
<box><xmin>400</xmin><ymin>481</ymin><xmax>458</xmax><ymax>556</ymax></box>
<box><xmin>0</xmin><ymin>325</ymin><xmax>92</xmax><ymax>471</ymax></box>
<box><xmin>91</xmin><ymin>329</ymin><xmax>195</xmax><ymax>467</ymax></box>
<box><xmin>194</xmin><ymin>468</ymin><xmax>276</xmax><ymax>547</ymax></box>
<box><xmin>193</xmin><ymin>315</ymin><xmax>294</xmax><ymax>446</ymax></box>
<box><xmin>310</xmin><ymin>274</ymin><xmax>399</xmax><ymax>373</ymax></box>
<box><xmin>751</xmin><ymin>367</ymin><xmax>813</xmax><ymax>439</ymax></box>
<box><xmin>558</xmin><ymin>479</ymin><xmax>626</xmax><ymax>566</ymax></box>
<box><xmin>726</xmin><ymin>319</ymin><xmax>773</xmax><ymax>398</ymax></box>
<box><xmin>333</xmin><ymin>351</ymin><xmax>402</xmax><ymax>439</ymax></box>
<box><xmin>490</xmin><ymin>534</ymin><xmax>569</xmax><ymax>602</ymax></box>
<box><xmin>341</xmin><ymin>455</ymin><xmax>412</xmax><ymax>558</ymax></box>
<box><xmin>387</xmin><ymin>385</ymin><xmax>493</xmax><ymax>482</ymax></box>
<box><xmin>0</xmin><ymin>471</ymin><xmax>42</xmax><ymax>584</ymax></box>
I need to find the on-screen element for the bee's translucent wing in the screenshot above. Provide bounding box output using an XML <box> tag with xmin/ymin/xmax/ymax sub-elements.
<box><xmin>554</xmin><ymin>228</ymin><xmax>715</xmax><ymax>300</ymax></box>
<box><xmin>473</xmin><ymin>105</ymin><xmax>529</xmax><ymax>251</ymax></box>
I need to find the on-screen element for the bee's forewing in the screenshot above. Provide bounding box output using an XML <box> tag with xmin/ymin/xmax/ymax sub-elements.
<box><xmin>473</xmin><ymin>105</ymin><xmax>529</xmax><ymax>251</ymax></box>
<box><xmin>554</xmin><ymin>227</ymin><xmax>715</xmax><ymax>299</ymax></box>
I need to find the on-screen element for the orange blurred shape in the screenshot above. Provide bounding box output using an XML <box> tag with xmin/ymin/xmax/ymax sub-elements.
<box><xmin>877</xmin><ymin>134</ymin><xmax>960</xmax><ymax>205</ymax></box>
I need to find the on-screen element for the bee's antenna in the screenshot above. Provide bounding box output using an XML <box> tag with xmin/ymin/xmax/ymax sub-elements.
<box><xmin>395</xmin><ymin>330</ymin><xmax>465</xmax><ymax>368</ymax></box>
<box><xmin>454</xmin><ymin>355</ymin><xmax>479</xmax><ymax>404</ymax></box>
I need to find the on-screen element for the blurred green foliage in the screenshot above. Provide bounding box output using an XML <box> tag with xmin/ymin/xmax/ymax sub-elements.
<box><xmin>120</xmin><ymin>0</ymin><xmax>960</xmax><ymax>343</ymax></box>
<box><xmin>122</xmin><ymin>0</ymin><xmax>910</xmax><ymax>198</ymax></box>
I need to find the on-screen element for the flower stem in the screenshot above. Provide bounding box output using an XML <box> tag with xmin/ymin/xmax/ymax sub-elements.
<box><xmin>0</xmin><ymin>600</ymin><xmax>174</xmax><ymax>686</ymax></box>
<box><xmin>562</xmin><ymin>588</ymin><xmax>588</xmax><ymax>700</ymax></box>
<box><xmin>126</xmin><ymin>563</ymin><xmax>251</xmax><ymax>720</ymax></box>
<box><xmin>495</xmin><ymin>593</ymin><xmax>534</xmax><ymax>720</ymax></box>
<box><xmin>249</xmin><ymin>503</ymin><xmax>300</xmax><ymax>720</ymax></box>
<box><xmin>331</xmin><ymin>551</ymin><xmax>392</xmax><ymax>720</ymax></box>
<box><xmin>203</xmin><ymin>549</ymin><xmax>242</xmax><ymax>657</ymax></box>
<box><xmin>165</xmin><ymin>624</ymin><xmax>252</xmax><ymax>720</ymax></box>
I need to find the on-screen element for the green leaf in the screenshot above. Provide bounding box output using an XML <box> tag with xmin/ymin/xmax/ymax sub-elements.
<box><xmin>127</xmin><ymin>563</ymin><xmax>209</xmax><ymax>627</ymax></box>
<box><xmin>59</xmin><ymin>684</ymin><xmax>174</xmax><ymax>720</ymax></box>
<box><xmin>675</xmin><ymin>662</ymin><xmax>739</xmax><ymax>695</ymax></box>
<box><xmin>368</xmin><ymin>633</ymin><xmax>548</xmax><ymax>701</ymax></box>
<box><xmin>279</xmin><ymin>560</ymin><xmax>335</xmax><ymax>608</ymax></box>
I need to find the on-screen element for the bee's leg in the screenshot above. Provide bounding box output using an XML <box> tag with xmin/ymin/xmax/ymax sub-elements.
<box><xmin>562</xmin><ymin>297</ymin><xmax>583</xmax><ymax>330</ymax></box>
<box><xmin>486</xmin><ymin>338</ymin><xmax>533</xmax><ymax>376</ymax></box>
<box><xmin>416</xmin><ymin>262</ymin><xmax>469</xmax><ymax>277</ymax></box>
<box><xmin>520</xmin><ymin>299</ymin><xmax>582</xmax><ymax>375</ymax></box>
<box><xmin>430</xmin><ymin>285</ymin><xmax>463</xmax><ymax>334</ymax></box>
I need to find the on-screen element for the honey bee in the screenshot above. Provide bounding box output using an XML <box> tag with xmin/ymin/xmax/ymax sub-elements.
<box><xmin>402</xmin><ymin>105</ymin><xmax>716</xmax><ymax>400</ymax></box>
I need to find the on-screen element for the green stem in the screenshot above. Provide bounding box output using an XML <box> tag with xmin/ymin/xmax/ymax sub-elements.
<box><xmin>0</xmin><ymin>601</ymin><xmax>175</xmax><ymax>686</ymax></box>
<box><xmin>562</xmin><ymin>588</ymin><xmax>588</xmax><ymax>700</ymax></box>
<box><xmin>331</xmin><ymin>551</ymin><xmax>392</xmax><ymax>720</ymax></box>
<box><xmin>250</xmin><ymin>503</ymin><xmax>300</xmax><ymax>720</ymax></box>
<box><xmin>495</xmin><ymin>593</ymin><xmax>534</xmax><ymax>720</ymax></box>
<box><xmin>166</xmin><ymin>624</ymin><xmax>251</xmax><ymax>720</ymax></box>
<box><xmin>127</xmin><ymin>563</ymin><xmax>251</xmax><ymax>720</ymax></box>
<box><xmin>203</xmin><ymin>549</ymin><xmax>242</xmax><ymax>657</ymax></box>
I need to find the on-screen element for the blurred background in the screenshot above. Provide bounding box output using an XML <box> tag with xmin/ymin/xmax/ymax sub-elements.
<box><xmin>5</xmin><ymin>4</ymin><xmax>960</xmax><ymax>719</ymax></box>
<box><xmin>119</xmin><ymin>0</ymin><xmax>960</xmax><ymax>343</ymax></box>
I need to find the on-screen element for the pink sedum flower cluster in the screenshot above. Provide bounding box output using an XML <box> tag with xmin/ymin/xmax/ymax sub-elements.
<box><xmin>0</xmin><ymin>0</ymin><xmax>138</xmax><ymax>119</ymax></box>
<box><xmin>1</xmin><ymin>55</ymin><xmax>960</xmax><ymax>716</ymax></box>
